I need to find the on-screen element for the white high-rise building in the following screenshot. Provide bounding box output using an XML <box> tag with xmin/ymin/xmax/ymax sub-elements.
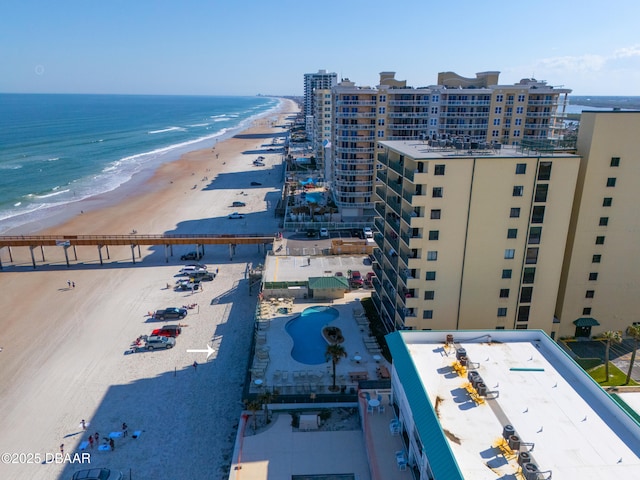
<box><xmin>303</xmin><ymin>70</ymin><xmax>337</xmax><ymax>140</ymax></box>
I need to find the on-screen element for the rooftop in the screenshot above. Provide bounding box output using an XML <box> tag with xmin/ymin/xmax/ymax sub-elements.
<box><xmin>387</xmin><ymin>330</ymin><xmax>640</xmax><ymax>479</ymax></box>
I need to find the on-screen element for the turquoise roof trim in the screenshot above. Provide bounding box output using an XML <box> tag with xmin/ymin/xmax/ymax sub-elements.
<box><xmin>308</xmin><ymin>276</ymin><xmax>349</xmax><ymax>289</ymax></box>
<box><xmin>386</xmin><ymin>332</ymin><xmax>464</xmax><ymax>480</ymax></box>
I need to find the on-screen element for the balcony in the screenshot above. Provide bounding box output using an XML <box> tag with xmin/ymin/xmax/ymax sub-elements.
<box><xmin>374</xmin><ymin>202</ymin><xmax>386</xmax><ymax>218</ymax></box>
<box><xmin>335</xmin><ymin>158</ymin><xmax>374</xmax><ymax>165</ymax></box>
<box><xmin>388</xmin><ymin>100</ymin><xmax>430</xmax><ymax>106</ymax></box>
<box><xmin>401</xmin><ymin>210</ymin><xmax>422</xmax><ymax>227</ymax></box>
<box><xmin>388</xmin><ymin>179</ymin><xmax>403</xmax><ymax>196</ymax></box>
<box><xmin>334</xmin><ymin>179</ymin><xmax>373</xmax><ymax>188</ymax></box>
<box><xmin>388</xmin><ymin>112</ymin><xmax>430</xmax><ymax>119</ymax></box>
<box><xmin>385</xmin><ymin>230</ymin><xmax>400</xmax><ymax>253</ymax></box>
<box><xmin>387</xmin><ymin>197</ymin><xmax>401</xmax><ymax>216</ymax></box>
<box><xmin>376</xmin><ymin>169</ymin><xmax>387</xmax><ymax>183</ymax></box>
<box><xmin>386</xmin><ymin>215</ymin><xmax>400</xmax><ymax>236</ymax></box>
<box><xmin>335</xmin><ymin>100</ymin><xmax>377</xmax><ymax>106</ymax></box>
<box><xmin>389</xmin><ymin>160</ymin><xmax>404</xmax><ymax>176</ymax></box>
<box><xmin>374</xmin><ymin>186</ymin><xmax>386</xmax><ymax>203</ymax></box>
<box><xmin>404</xmin><ymin>168</ymin><xmax>428</xmax><ymax>184</ymax></box>
<box><xmin>441</xmin><ymin>100</ymin><xmax>491</xmax><ymax>106</ymax></box>
<box><xmin>374</xmin><ymin>217</ymin><xmax>385</xmax><ymax>235</ymax></box>
<box><xmin>336</xmin><ymin>124</ymin><xmax>376</xmax><ymax>131</ymax></box>
<box><xmin>387</xmin><ymin>123</ymin><xmax>429</xmax><ymax>130</ymax></box>
<box><xmin>335</xmin><ymin>135</ymin><xmax>375</xmax><ymax>142</ymax></box>
<box><xmin>334</xmin><ymin>147</ymin><xmax>375</xmax><ymax>154</ymax></box>
<box><xmin>527</xmin><ymin>99</ymin><xmax>558</xmax><ymax>106</ymax></box>
<box><xmin>335</xmin><ymin>112</ymin><xmax>377</xmax><ymax>118</ymax></box>
<box><xmin>383</xmin><ymin>267</ymin><xmax>398</xmax><ymax>287</ymax></box>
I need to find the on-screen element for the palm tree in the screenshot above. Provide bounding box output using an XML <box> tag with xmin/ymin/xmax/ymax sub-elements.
<box><xmin>625</xmin><ymin>325</ymin><xmax>640</xmax><ymax>385</ymax></box>
<box><xmin>245</xmin><ymin>398</ymin><xmax>262</xmax><ymax>431</ymax></box>
<box><xmin>258</xmin><ymin>388</ymin><xmax>279</xmax><ymax>423</ymax></box>
<box><xmin>602</xmin><ymin>330</ymin><xmax>622</xmax><ymax>383</ymax></box>
<box><xmin>325</xmin><ymin>343</ymin><xmax>347</xmax><ymax>392</ymax></box>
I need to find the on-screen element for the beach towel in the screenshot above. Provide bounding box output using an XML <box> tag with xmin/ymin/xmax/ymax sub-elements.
<box><xmin>132</xmin><ymin>430</ymin><xmax>142</xmax><ymax>439</ymax></box>
<box><xmin>79</xmin><ymin>441</ymin><xmax>89</xmax><ymax>450</ymax></box>
<box><xmin>98</xmin><ymin>444</ymin><xmax>110</xmax><ymax>451</ymax></box>
<box><xmin>109</xmin><ymin>431</ymin><xmax>123</xmax><ymax>438</ymax></box>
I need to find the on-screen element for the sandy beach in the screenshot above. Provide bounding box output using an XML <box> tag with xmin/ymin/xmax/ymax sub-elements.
<box><xmin>0</xmin><ymin>98</ymin><xmax>299</xmax><ymax>480</ymax></box>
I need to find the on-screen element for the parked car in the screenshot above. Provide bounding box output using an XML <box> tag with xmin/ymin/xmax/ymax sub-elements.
<box><xmin>179</xmin><ymin>265</ymin><xmax>207</xmax><ymax>275</ymax></box>
<box><xmin>363</xmin><ymin>226</ymin><xmax>373</xmax><ymax>239</ymax></box>
<box><xmin>153</xmin><ymin>307</ymin><xmax>187</xmax><ymax>320</ymax></box>
<box><xmin>231</xmin><ymin>201</ymin><xmax>246</xmax><ymax>207</ymax></box>
<box><xmin>151</xmin><ymin>325</ymin><xmax>182</xmax><ymax>337</ymax></box>
<box><xmin>228</xmin><ymin>212</ymin><xmax>245</xmax><ymax>219</ymax></box>
<box><xmin>190</xmin><ymin>271</ymin><xmax>214</xmax><ymax>281</ymax></box>
<box><xmin>183</xmin><ymin>263</ymin><xmax>207</xmax><ymax>270</ymax></box>
<box><xmin>250</xmin><ymin>181</ymin><xmax>262</xmax><ymax>186</ymax></box>
<box><xmin>71</xmin><ymin>468</ymin><xmax>123</xmax><ymax>480</ymax></box>
<box><xmin>350</xmin><ymin>270</ymin><xmax>364</xmax><ymax>288</ymax></box>
<box><xmin>306</xmin><ymin>229</ymin><xmax>317</xmax><ymax>238</ymax></box>
<box><xmin>175</xmin><ymin>282</ymin><xmax>200</xmax><ymax>291</ymax></box>
<box><xmin>180</xmin><ymin>251</ymin><xmax>202</xmax><ymax>261</ymax></box>
<box><xmin>319</xmin><ymin>228</ymin><xmax>329</xmax><ymax>237</ymax></box>
<box><xmin>145</xmin><ymin>335</ymin><xmax>176</xmax><ymax>350</ymax></box>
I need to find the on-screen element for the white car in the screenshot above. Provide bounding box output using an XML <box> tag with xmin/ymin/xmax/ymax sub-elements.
<box><xmin>228</xmin><ymin>212</ymin><xmax>245</xmax><ymax>219</ymax></box>
<box><xmin>319</xmin><ymin>228</ymin><xmax>329</xmax><ymax>237</ymax></box>
<box><xmin>179</xmin><ymin>265</ymin><xmax>207</xmax><ymax>275</ymax></box>
<box><xmin>363</xmin><ymin>226</ymin><xmax>373</xmax><ymax>239</ymax></box>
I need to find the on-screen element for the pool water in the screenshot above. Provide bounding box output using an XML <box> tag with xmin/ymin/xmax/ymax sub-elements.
<box><xmin>286</xmin><ymin>306</ymin><xmax>339</xmax><ymax>364</ymax></box>
<box><xmin>305</xmin><ymin>192</ymin><xmax>323</xmax><ymax>204</ymax></box>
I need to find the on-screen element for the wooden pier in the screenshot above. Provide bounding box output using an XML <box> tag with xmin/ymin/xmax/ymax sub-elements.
<box><xmin>0</xmin><ymin>234</ymin><xmax>275</xmax><ymax>269</ymax></box>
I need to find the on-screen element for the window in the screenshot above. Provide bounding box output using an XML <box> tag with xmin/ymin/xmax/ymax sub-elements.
<box><xmin>520</xmin><ymin>287</ymin><xmax>533</xmax><ymax>303</ymax></box>
<box><xmin>495</xmin><ymin>326</ymin><xmax>506</xmax><ymax>330</ymax></box>
<box><xmin>377</xmin><ymin>130</ymin><xmax>384</xmax><ymax>138</ymax></box>
<box><xmin>427</xmin><ymin>251</ymin><xmax>438</xmax><ymax>261</ymax></box>
<box><xmin>428</xmin><ymin>230</ymin><xmax>439</xmax><ymax>240</ymax></box>
<box><xmin>424</xmin><ymin>290</ymin><xmax>435</xmax><ymax>300</ymax></box>
<box><xmin>538</xmin><ymin>162</ymin><xmax>552</xmax><ymax>181</ymax></box>
<box><xmin>606</xmin><ymin>177</ymin><xmax>617</xmax><ymax>187</ymax></box>
<box><xmin>535</xmin><ymin>184</ymin><xmax>548</xmax><ymax>202</ymax></box>
<box><xmin>526</xmin><ymin>247</ymin><xmax>539</xmax><ymax>264</ymax></box>
<box><xmin>528</xmin><ymin>227</ymin><xmax>542</xmax><ymax>244</ymax></box>
<box><xmin>516</xmin><ymin>105</ymin><xmax>524</xmax><ymax>113</ymax></box>
<box><xmin>426</xmin><ymin>271</ymin><xmax>436</xmax><ymax>281</ymax></box>
<box><xmin>515</xmin><ymin>118</ymin><xmax>522</xmax><ymax>126</ymax></box>
<box><xmin>496</xmin><ymin>94</ymin><xmax>504</xmax><ymax>102</ymax></box>
<box><xmin>507</xmin><ymin>228</ymin><xmax>518</xmax><ymax>239</ymax></box>
<box><xmin>493</xmin><ymin>118</ymin><xmax>501</xmax><ymax>126</ymax></box>
<box><xmin>610</xmin><ymin>157</ymin><xmax>620</xmax><ymax>167</ymax></box>
<box><xmin>523</xmin><ymin>267</ymin><xmax>536</xmax><ymax>284</ymax></box>
<box><xmin>515</xmin><ymin>324</ymin><xmax>529</xmax><ymax>330</ymax></box>
<box><xmin>592</xmin><ymin>254</ymin><xmax>602</xmax><ymax>263</ymax></box>
<box><xmin>430</xmin><ymin>209</ymin><xmax>441</xmax><ymax>219</ymax></box>
<box><xmin>510</xmin><ymin>208</ymin><xmax>521</xmax><ymax>218</ymax></box>
<box><xmin>423</xmin><ymin>310</ymin><xmax>433</xmax><ymax>319</ymax></box>
<box><xmin>499</xmin><ymin>288</ymin><xmax>510</xmax><ymax>298</ymax></box>
<box><xmin>492</xmin><ymin>130</ymin><xmax>499</xmax><ymax>138</ymax></box>
<box><xmin>516</xmin><ymin>163</ymin><xmax>527</xmax><ymax>174</ymax></box>
<box><xmin>434</xmin><ymin>164</ymin><xmax>446</xmax><ymax>175</ymax></box>
<box><xmin>432</xmin><ymin>187</ymin><xmax>443</xmax><ymax>198</ymax></box>
<box><xmin>583</xmin><ymin>307</ymin><xmax>592</xmax><ymax>315</ymax></box>
<box><xmin>495</xmin><ymin>106</ymin><xmax>502</xmax><ymax>114</ymax></box>
<box><xmin>531</xmin><ymin>206</ymin><xmax>545</xmax><ymax>223</ymax></box>
<box><xmin>518</xmin><ymin>95</ymin><xmax>525</xmax><ymax>102</ymax></box>
<box><xmin>497</xmin><ymin>308</ymin><xmax>507</xmax><ymax>317</ymax></box>
<box><xmin>378</xmin><ymin>106</ymin><xmax>386</xmax><ymax>114</ymax></box>
<box><xmin>502</xmin><ymin>269</ymin><xmax>512</xmax><ymax>279</ymax></box>
<box><xmin>504</xmin><ymin>249</ymin><xmax>515</xmax><ymax>259</ymax></box>
<box><xmin>513</xmin><ymin>130</ymin><xmax>521</xmax><ymax>137</ymax></box>
<box><xmin>589</xmin><ymin>272</ymin><xmax>598</xmax><ymax>281</ymax></box>
<box><xmin>585</xmin><ymin>290</ymin><xmax>595</xmax><ymax>298</ymax></box>
<box><xmin>513</xmin><ymin>186</ymin><xmax>524</xmax><ymax>197</ymax></box>
<box><xmin>603</xmin><ymin>197</ymin><xmax>613</xmax><ymax>207</ymax></box>
<box><xmin>518</xmin><ymin>306</ymin><xmax>530</xmax><ymax>322</ymax></box>
<box><xmin>595</xmin><ymin>236</ymin><xmax>605</xmax><ymax>245</ymax></box>
<box><xmin>599</xmin><ymin>217</ymin><xmax>609</xmax><ymax>226</ymax></box>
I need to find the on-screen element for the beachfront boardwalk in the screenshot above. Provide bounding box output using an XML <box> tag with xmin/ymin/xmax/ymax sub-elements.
<box><xmin>0</xmin><ymin>234</ymin><xmax>275</xmax><ymax>268</ymax></box>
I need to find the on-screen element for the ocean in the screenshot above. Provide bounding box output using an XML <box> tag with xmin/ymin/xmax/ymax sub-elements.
<box><xmin>0</xmin><ymin>94</ymin><xmax>280</xmax><ymax>233</ymax></box>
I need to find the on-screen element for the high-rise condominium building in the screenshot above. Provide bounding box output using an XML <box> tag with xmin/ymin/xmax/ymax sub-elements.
<box><xmin>303</xmin><ymin>70</ymin><xmax>337</xmax><ymax>140</ymax></box>
<box><xmin>325</xmin><ymin>71</ymin><xmax>571</xmax><ymax>216</ymax></box>
<box><xmin>371</xmin><ymin>141</ymin><xmax>580</xmax><ymax>335</ymax></box>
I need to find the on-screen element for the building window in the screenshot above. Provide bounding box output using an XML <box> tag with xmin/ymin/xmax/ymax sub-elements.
<box><xmin>507</xmin><ymin>228</ymin><xmax>518</xmax><ymax>239</ymax></box>
<box><xmin>510</xmin><ymin>208</ymin><xmax>521</xmax><ymax>218</ymax></box>
<box><xmin>531</xmin><ymin>206</ymin><xmax>545</xmax><ymax>223</ymax></box>
<box><xmin>378</xmin><ymin>106</ymin><xmax>386</xmax><ymax>114</ymax></box>
<box><xmin>496</xmin><ymin>326</ymin><xmax>506</xmax><ymax>330</ymax></box>
<box><xmin>428</xmin><ymin>230</ymin><xmax>439</xmax><ymax>240</ymax></box>
<box><xmin>515</xmin><ymin>324</ymin><xmax>529</xmax><ymax>330</ymax></box>
<box><xmin>595</xmin><ymin>236</ymin><xmax>605</xmax><ymax>245</ymax></box>
<box><xmin>432</xmin><ymin>187</ymin><xmax>443</xmax><ymax>198</ymax></box>
<box><xmin>513</xmin><ymin>186</ymin><xmax>524</xmax><ymax>197</ymax></box>
<box><xmin>424</xmin><ymin>291</ymin><xmax>435</xmax><ymax>300</ymax></box>
<box><xmin>528</xmin><ymin>227</ymin><xmax>542</xmax><ymax>244</ymax></box>
<box><xmin>518</xmin><ymin>95</ymin><xmax>525</xmax><ymax>102</ymax></box>
<box><xmin>599</xmin><ymin>217</ymin><xmax>609</xmax><ymax>226</ymax></box>
<box><xmin>430</xmin><ymin>209</ymin><xmax>441</xmax><ymax>219</ymax></box>
<box><xmin>502</xmin><ymin>269</ymin><xmax>512</xmax><ymax>279</ymax></box>
<box><xmin>434</xmin><ymin>164</ymin><xmax>446</xmax><ymax>175</ymax></box>
<box><xmin>516</xmin><ymin>163</ymin><xmax>527</xmax><ymax>174</ymax></box>
<box><xmin>494</xmin><ymin>118</ymin><xmax>501</xmax><ymax>126</ymax></box>
<box><xmin>523</xmin><ymin>267</ymin><xmax>536</xmax><ymax>284</ymax></box>
<box><xmin>606</xmin><ymin>177</ymin><xmax>617</xmax><ymax>187</ymax></box>
<box><xmin>495</xmin><ymin>106</ymin><xmax>502</xmax><ymax>114</ymax></box>
<box><xmin>426</xmin><ymin>271</ymin><xmax>436</xmax><ymax>281</ymax></box>
<box><xmin>589</xmin><ymin>272</ymin><xmax>598</xmax><ymax>281</ymax></box>
<box><xmin>583</xmin><ymin>307</ymin><xmax>592</xmax><ymax>315</ymax></box>
<box><xmin>492</xmin><ymin>130</ymin><xmax>499</xmax><ymax>137</ymax></box>
<box><xmin>535</xmin><ymin>184</ymin><xmax>548</xmax><ymax>202</ymax></box>
<box><xmin>499</xmin><ymin>288</ymin><xmax>510</xmax><ymax>298</ymax></box>
<box><xmin>586</xmin><ymin>290</ymin><xmax>595</xmax><ymax>298</ymax></box>
<box><xmin>427</xmin><ymin>251</ymin><xmax>438</xmax><ymax>261</ymax></box>
<box><xmin>526</xmin><ymin>247</ymin><xmax>539</xmax><ymax>264</ymax></box>
<box><xmin>518</xmin><ymin>306</ymin><xmax>530</xmax><ymax>322</ymax></box>
<box><xmin>538</xmin><ymin>162</ymin><xmax>552</xmax><ymax>181</ymax></box>
<box><xmin>504</xmin><ymin>249</ymin><xmax>515</xmax><ymax>259</ymax></box>
<box><xmin>592</xmin><ymin>254</ymin><xmax>602</xmax><ymax>263</ymax></box>
<box><xmin>515</xmin><ymin>118</ymin><xmax>522</xmax><ymax>126</ymax></box>
<box><xmin>513</xmin><ymin>130</ymin><xmax>521</xmax><ymax>137</ymax></box>
<box><xmin>610</xmin><ymin>157</ymin><xmax>620</xmax><ymax>167</ymax></box>
<box><xmin>520</xmin><ymin>287</ymin><xmax>533</xmax><ymax>303</ymax></box>
<box><xmin>423</xmin><ymin>310</ymin><xmax>433</xmax><ymax>319</ymax></box>
<box><xmin>497</xmin><ymin>308</ymin><xmax>507</xmax><ymax>317</ymax></box>
<box><xmin>496</xmin><ymin>94</ymin><xmax>504</xmax><ymax>102</ymax></box>
<box><xmin>603</xmin><ymin>197</ymin><xmax>613</xmax><ymax>207</ymax></box>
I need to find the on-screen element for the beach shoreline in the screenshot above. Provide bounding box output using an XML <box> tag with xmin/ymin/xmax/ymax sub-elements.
<box><xmin>0</xmin><ymin>98</ymin><xmax>299</xmax><ymax>480</ymax></box>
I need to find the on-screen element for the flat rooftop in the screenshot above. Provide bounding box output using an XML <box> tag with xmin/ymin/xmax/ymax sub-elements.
<box><xmin>379</xmin><ymin>140</ymin><xmax>579</xmax><ymax>159</ymax></box>
<box><xmin>390</xmin><ymin>330</ymin><xmax>640</xmax><ymax>479</ymax></box>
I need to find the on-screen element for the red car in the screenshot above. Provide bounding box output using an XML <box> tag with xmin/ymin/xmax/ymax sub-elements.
<box><xmin>151</xmin><ymin>325</ymin><xmax>182</xmax><ymax>337</ymax></box>
<box><xmin>350</xmin><ymin>270</ymin><xmax>364</xmax><ymax>288</ymax></box>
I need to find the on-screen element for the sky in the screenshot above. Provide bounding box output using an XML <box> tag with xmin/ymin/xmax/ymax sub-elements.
<box><xmin>2</xmin><ymin>0</ymin><xmax>640</xmax><ymax>97</ymax></box>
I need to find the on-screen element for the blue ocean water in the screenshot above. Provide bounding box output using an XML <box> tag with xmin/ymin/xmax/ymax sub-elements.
<box><xmin>0</xmin><ymin>94</ymin><xmax>279</xmax><ymax>233</ymax></box>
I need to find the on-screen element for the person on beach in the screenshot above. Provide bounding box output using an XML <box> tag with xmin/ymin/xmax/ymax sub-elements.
<box><xmin>60</xmin><ymin>444</ymin><xmax>64</xmax><ymax>454</ymax></box>
<box><xmin>88</xmin><ymin>435</ymin><xmax>94</xmax><ymax>449</ymax></box>
<box><xmin>94</xmin><ymin>432</ymin><xmax>99</xmax><ymax>443</ymax></box>
<box><xmin>109</xmin><ymin>438</ymin><xmax>115</xmax><ymax>451</ymax></box>
<box><xmin>67</xmin><ymin>280</ymin><xmax>71</xmax><ymax>288</ymax></box>
<box><xmin>81</xmin><ymin>419</ymin><xmax>86</xmax><ymax>430</ymax></box>
<box><xmin>72</xmin><ymin>282</ymin><xmax>75</xmax><ymax>288</ymax></box>
<box><xmin>122</xmin><ymin>422</ymin><xmax>128</xmax><ymax>437</ymax></box>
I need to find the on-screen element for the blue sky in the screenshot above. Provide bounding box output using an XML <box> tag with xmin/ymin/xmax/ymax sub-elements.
<box><xmin>2</xmin><ymin>0</ymin><xmax>640</xmax><ymax>96</ymax></box>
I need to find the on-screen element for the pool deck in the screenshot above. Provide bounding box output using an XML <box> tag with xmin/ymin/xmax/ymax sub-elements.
<box><xmin>249</xmin><ymin>291</ymin><xmax>387</xmax><ymax>395</ymax></box>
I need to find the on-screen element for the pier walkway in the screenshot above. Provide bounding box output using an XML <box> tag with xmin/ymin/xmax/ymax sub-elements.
<box><xmin>0</xmin><ymin>234</ymin><xmax>275</xmax><ymax>269</ymax></box>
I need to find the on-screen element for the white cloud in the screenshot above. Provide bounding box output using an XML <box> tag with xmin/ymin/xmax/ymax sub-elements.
<box><xmin>613</xmin><ymin>45</ymin><xmax>640</xmax><ymax>59</ymax></box>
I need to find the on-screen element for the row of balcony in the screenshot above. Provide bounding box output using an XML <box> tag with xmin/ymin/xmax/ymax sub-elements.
<box><xmin>388</xmin><ymin>112</ymin><xmax>431</xmax><ymax>118</ymax></box>
<box><xmin>337</xmin><ymin>124</ymin><xmax>376</xmax><ymax>131</ymax></box>
<box><xmin>335</xmin><ymin>135</ymin><xmax>375</xmax><ymax>142</ymax></box>
<box><xmin>335</xmin><ymin>100</ymin><xmax>377</xmax><ymax>106</ymax></box>
<box><xmin>335</xmin><ymin>112</ymin><xmax>377</xmax><ymax>118</ymax></box>
<box><xmin>388</xmin><ymin>100</ymin><xmax>430</xmax><ymax>106</ymax></box>
<box><xmin>387</xmin><ymin>123</ymin><xmax>430</xmax><ymax>130</ymax></box>
<box><xmin>334</xmin><ymin>179</ymin><xmax>373</xmax><ymax>187</ymax></box>
<box><xmin>334</xmin><ymin>147</ymin><xmax>375</xmax><ymax>154</ymax></box>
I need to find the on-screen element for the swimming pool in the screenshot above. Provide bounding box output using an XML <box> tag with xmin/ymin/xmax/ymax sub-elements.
<box><xmin>285</xmin><ymin>306</ymin><xmax>339</xmax><ymax>365</ymax></box>
<box><xmin>305</xmin><ymin>192</ymin><xmax>323</xmax><ymax>204</ymax></box>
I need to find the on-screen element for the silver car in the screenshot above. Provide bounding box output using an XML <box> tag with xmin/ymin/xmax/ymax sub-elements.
<box><xmin>145</xmin><ymin>335</ymin><xmax>176</xmax><ymax>350</ymax></box>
